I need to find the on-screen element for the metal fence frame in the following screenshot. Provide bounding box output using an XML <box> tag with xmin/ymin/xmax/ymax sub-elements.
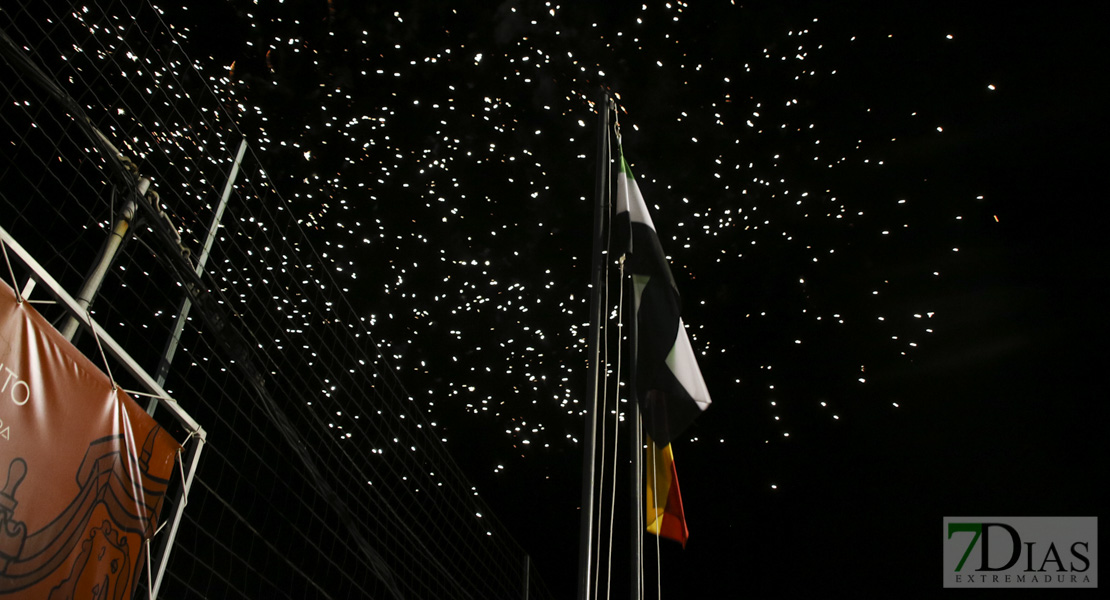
<box><xmin>0</xmin><ymin>224</ymin><xmax>205</xmax><ymax>598</ymax></box>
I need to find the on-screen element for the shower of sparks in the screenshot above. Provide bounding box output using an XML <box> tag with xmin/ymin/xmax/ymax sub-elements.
<box><xmin>56</xmin><ymin>2</ymin><xmax>994</xmax><ymax>488</ymax></box>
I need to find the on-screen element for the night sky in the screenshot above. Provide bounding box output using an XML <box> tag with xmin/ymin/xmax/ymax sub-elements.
<box><xmin>163</xmin><ymin>1</ymin><xmax>1106</xmax><ymax>597</ymax></box>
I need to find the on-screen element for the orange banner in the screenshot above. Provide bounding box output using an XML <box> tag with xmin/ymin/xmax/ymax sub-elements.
<box><xmin>0</xmin><ymin>280</ymin><xmax>179</xmax><ymax>598</ymax></box>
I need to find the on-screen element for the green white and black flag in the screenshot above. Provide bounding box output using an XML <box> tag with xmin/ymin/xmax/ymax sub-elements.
<box><xmin>616</xmin><ymin>146</ymin><xmax>711</xmax><ymax>448</ymax></box>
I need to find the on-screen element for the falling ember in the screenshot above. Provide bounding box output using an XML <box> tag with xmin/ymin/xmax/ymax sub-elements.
<box><xmin>11</xmin><ymin>3</ymin><xmax>1007</xmax><ymax>584</ymax></box>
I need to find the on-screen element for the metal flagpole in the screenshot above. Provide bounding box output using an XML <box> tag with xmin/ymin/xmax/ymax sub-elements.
<box><xmin>576</xmin><ymin>87</ymin><xmax>610</xmax><ymax>600</ymax></box>
<box><xmin>627</xmin><ymin>269</ymin><xmax>644</xmax><ymax>600</ymax></box>
<box><xmin>522</xmin><ymin>554</ymin><xmax>531</xmax><ymax>600</ymax></box>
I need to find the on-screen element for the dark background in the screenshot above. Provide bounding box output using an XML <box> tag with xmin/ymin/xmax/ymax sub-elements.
<box><xmin>171</xmin><ymin>1</ymin><xmax>1107</xmax><ymax>597</ymax></box>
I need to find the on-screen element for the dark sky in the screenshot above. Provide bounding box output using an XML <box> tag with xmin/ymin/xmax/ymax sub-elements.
<box><xmin>168</xmin><ymin>1</ymin><xmax>1107</xmax><ymax>597</ymax></box>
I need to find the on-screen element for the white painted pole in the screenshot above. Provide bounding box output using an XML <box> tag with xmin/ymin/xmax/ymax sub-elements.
<box><xmin>59</xmin><ymin>178</ymin><xmax>149</xmax><ymax>341</ymax></box>
<box><xmin>576</xmin><ymin>88</ymin><xmax>610</xmax><ymax>600</ymax></box>
<box><xmin>151</xmin><ymin>138</ymin><xmax>247</xmax><ymax>398</ymax></box>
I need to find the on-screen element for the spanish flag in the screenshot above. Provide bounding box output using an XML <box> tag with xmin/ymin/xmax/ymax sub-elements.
<box><xmin>645</xmin><ymin>434</ymin><xmax>689</xmax><ymax>547</ymax></box>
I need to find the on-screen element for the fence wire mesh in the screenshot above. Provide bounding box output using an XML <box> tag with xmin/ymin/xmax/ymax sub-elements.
<box><xmin>0</xmin><ymin>2</ymin><xmax>552</xmax><ymax>598</ymax></box>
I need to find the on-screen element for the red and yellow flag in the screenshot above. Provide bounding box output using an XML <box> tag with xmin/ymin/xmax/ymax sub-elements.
<box><xmin>645</xmin><ymin>435</ymin><xmax>688</xmax><ymax>547</ymax></box>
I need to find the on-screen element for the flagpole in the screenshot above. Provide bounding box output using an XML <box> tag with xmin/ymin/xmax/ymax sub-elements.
<box><xmin>576</xmin><ymin>87</ymin><xmax>610</xmax><ymax>600</ymax></box>
<box><xmin>629</xmin><ymin>373</ymin><xmax>644</xmax><ymax>600</ymax></box>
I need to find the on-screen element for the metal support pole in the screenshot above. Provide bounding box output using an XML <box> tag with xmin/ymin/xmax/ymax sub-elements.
<box><xmin>576</xmin><ymin>88</ymin><xmax>610</xmax><ymax>600</ymax></box>
<box><xmin>59</xmin><ymin>178</ymin><xmax>149</xmax><ymax>341</ymax></box>
<box><xmin>150</xmin><ymin>138</ymin><xmax>247</xmax><ymax>405</ymax></box>
<box><xmin>522</xmin><ymin>554</ymin><xmax>531</xmax><ymax>600</ymax></box>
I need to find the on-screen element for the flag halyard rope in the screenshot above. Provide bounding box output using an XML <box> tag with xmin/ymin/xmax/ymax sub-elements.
<box><xmin>603</xmin><ymin>255</ymin><xmax>627</xmax><ymax>600</ymax></box>
<box><xmin>590</xmin><ymin>98</ymin><xmax>616</xmax><ymax>600</ymax></box>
